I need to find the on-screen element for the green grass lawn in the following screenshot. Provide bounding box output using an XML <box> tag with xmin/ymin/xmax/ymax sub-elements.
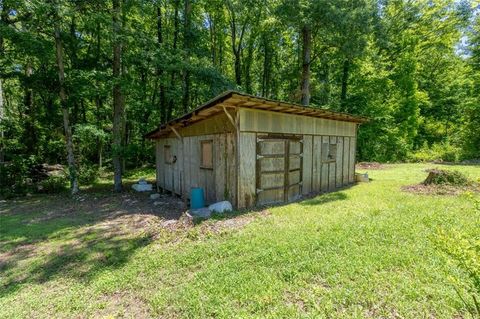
<box><xmin>1</xmin><ymin>163</ymin><xmax>479</xmax><ymax>318</ymax></box>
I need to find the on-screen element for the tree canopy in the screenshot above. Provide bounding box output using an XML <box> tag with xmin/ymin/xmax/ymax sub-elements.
<box><xmin>0</xmin><ymin>0</ymin><xmax>479</xmax><ymax>194</ymax></box>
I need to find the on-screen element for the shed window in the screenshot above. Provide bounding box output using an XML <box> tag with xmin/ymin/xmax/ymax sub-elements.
<box><xmin>164</xmin><ymin>145</ymin><xmax>172</xmax><ymax>164</ymax></box>
<box><xmin>322</xmin><ymin>143</ymin><xmax>337</xmax><ymax>163</ymax></box>
<box><xmin>200</xmin><ymin>140</ymin><xmax>213</xmax><ymax>169</ymax></box>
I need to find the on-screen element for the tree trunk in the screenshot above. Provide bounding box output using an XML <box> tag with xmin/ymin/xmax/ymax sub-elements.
<box><xmin>319</xmin><ymin>61</ymin><xmax>330</xmax><ymax>105</ymax></box>
<box><xmin>182</xmin><ymin>0</ymin><xmax>191</xmax><ymax>113</ymax></box>
<box><xmin>157</xmin><ymin>5</ymin><xmax>167</xmax><ymax>123</ymax></box>
<box><xmin>93</xmin><ymin>18</ymin><xmax>105</xmax><ymax>168</ymax></box>
<box><xmin>227</xmin><ymin>6</ymin><xmax>246</xmax><ymax>87</ymax></box>
<box><xmin>244</xmin><ymin>36</ymin><xmax>254</xmax><ymax>94</ymax></box>
<box><xmin>167</xmin><ymin>0</ymin><xmax>179</xmax><ymax>121</ymax></box>
<box><xmin>0</xmin><ymin>7</ymin><xmax>5</xmax><ymax>165</ymax></box>
<box><xmin>234</xmin><ymin>51</ymin><xmax>241</xmax><ymax>86</ymax></box>
<box><xmin>262</xmin><ymin>34</ymin><xmax>272</xmax><ymax>97</ymax></box>
<box><xmin>300</xmin><ymin>25</ymin><xmax>311</xmax><ymax>106</ymax></box>
<box><xmin>22</xmin><ymin>61</ymin><xmax>37</xmax><ymax>153</ymax></box>
<box><xmin>54</xmin><ymin>21</ymin><xmax>79</xmax><ymax>194</ymax></box>
<box><xmin>0</xmin><ymin>78</ymin><xmax>4</xmax><ymax>165</ymax></box>
<box><xmin>112</xmin><ymin>0</ymin><xmax>124</xmax><ymax>192</ymax></box>
<box><xmin>340</xmin><ymin>58</ymin><xmax>350</xmax><ymax>110</ymax></box>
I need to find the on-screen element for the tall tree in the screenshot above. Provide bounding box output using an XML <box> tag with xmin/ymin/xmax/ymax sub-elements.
<box><xmin>300</xmin><ymin>24</ymin><xmax>311</xmax><ymax>106</ymax></box>
<box><xmin>156</xmin><ymin>4</ymin><xmax>167</xmax><ymax>122</ymax></box>
<box><xmin>226</xmin><ymin>0</ymin><xmax>249</xmax><ymax>87</ymax></box>
<box><xmin>53</xmin><ymin>6</ymin><xmax>79</xmax><ymax>194</ymax></box>
<box><xmin>112</xmin><ymin>0</ymin><xmax>125</xmax><ymax>192</ymax></box>
<box><xmin>182</xmin><ymin>0</ymin><xmax>192</xmax><ymax>112</ymax></box>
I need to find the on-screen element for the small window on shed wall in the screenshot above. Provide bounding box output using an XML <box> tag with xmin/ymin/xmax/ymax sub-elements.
<box><xmin>322</xmin><ymin>143</ymin><xmax>337</xmax><ymax>163</ymax></box>
<box><xmin>164</xmin><ymin>145</ymin><xmax>172</xmax><ymax>164</ymax></box>
<box><xmin>200</xmin><ymin>140</ymin><xmax>213</xmax><ymax>169</ymax></box>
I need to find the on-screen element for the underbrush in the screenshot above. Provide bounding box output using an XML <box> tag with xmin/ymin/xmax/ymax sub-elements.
<box><xmin>409</xmin><ymin>142</ymin><xmax>461</xmax><ymax>163</ymax></box>
<box><xmin>434</xmin><ymin>192</ymin><xmax>480</xmax><ymax>317</ymax></box>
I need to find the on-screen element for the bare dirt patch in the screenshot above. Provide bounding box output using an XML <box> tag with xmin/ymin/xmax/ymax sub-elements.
<box><xmin>401</xmin><ymin>168</ymin><xmax>479</xmax><ymax>195</ymax></box>
<box><xmin>401</xmin><ymin>184</ymin><xmax>479</xmax><ymax>195</ymax></box>
<box><xmin>356</xmin><ymin>162</ymin><xmax>386</xmax><ymax>170</ymax></box>
<box><xmin>94</xmin><ymin>291</ymin><xmax>151</xmax><ymax>319</ymax></box>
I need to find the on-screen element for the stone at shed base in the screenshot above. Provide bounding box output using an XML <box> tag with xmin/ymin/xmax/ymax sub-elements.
<box><xmin>189</xmin><ymin>207</ymin><xmax>212</xmax><ymax>218</ymax></box>
<box><xmin>132</xmin><ymin>178</ymin><xmax>153</xmax><ymax>192</ymax></box>
<box><xmin>150</xmin><ymin>193</ymin><xmax>161</xmax><ymax>200</ymax></box>
<box><xmin>208</xmin><ymin>201</ymin><xmax>233</xmax><ymax>213</ymax></box>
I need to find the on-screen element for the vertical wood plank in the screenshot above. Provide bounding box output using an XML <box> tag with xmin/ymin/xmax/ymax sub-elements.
<box><xmin>214</xmin><ymin>134</ymin><xmax>224</xmax><ymax>202</ymax></box>
<box><xmin>302</xmin><ymin>135</ymin><xmax>313</xmax><ymax>194</ymax></box>
<box><xmin>343</xmin><ymin>137</ymin><xmax>350</xmax><ymax>185</ymax></box>
<box><xmin>336</xmin><ymin>136</ymin><xmax>344</xmax><ymax>188</ymax></box>
<box><xmin>183</xmin><ymin>137</ymin><xmax>191</xmax><ymax>197</ymax></box>
<box><xmin>238</xmin><ymin>132</ymin><xmax>256</xmax><ymax>208</ymax></box>
<box><xmin>156</xmin><ymin>140</ymin><xmax>163</xmax><ymax>190</ymax></box>
<box><xmin>349</xmin><ymin>136</ymin><xmax>356</xmax><ymax>183</ymax></box>
<box><xmin>312</xmin><ymin>136</ymin><xmax>322</xmax><ymax>192</ymax></box>
<box><xmin>321</xmin><ymin>136</ymin><xmax>329</xmax><ymax>192</ymax></box>
<box><xmin>328</xmin><ymin>136</ymin><xmax>336</xmax><ymax>191</ymax></box>
<box><xmin>227</xmin><ymin>133</ymin><xmax>237</xmax><ymax>205</ymax></box>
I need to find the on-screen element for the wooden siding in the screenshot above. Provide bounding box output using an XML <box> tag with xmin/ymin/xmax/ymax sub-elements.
<box><xmin>300</xmin><ymin>135</ymin><xmax>356</xmax><ymax>196</ymax></box>
<box><xmin>238</xmin><ymin>132</ymin><xmax>256</xmax><ymax>209</ymax></box>
<box><xmin>154</xmin><ymin>107</ymin><xmax>358</xmax><ymax>209</ymax></box>
<box><xmin>302</xmin><ymin>135</ymin><xmax>313</xmax><ymax>194</ymax></box>
<box><xmin>161</xmin><ymin>112</ymin><xmax>235</xmax><ymax>138</ymax></box>
<box><xmin>239</xmin><ymin>108</ymin><xmax>356</xmax><ymax>136</ymax></box>
<box><xmin>156</xmin><ymin>133</ymin><xmax>236</xmax><ymax>205</ymax></box>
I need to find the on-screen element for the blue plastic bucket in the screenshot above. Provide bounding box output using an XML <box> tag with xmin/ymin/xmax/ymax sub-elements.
<box><xmin>190</xmin><ymin>187</ymin><xmax>205</xmax><ymax>209</ymax></box>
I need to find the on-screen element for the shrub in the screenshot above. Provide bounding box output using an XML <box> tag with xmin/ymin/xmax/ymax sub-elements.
<box><xmin>0</xmin><ymin>156</ymin><xmax>37</xmax><ymax>198</ymax></box>
<box><xmin>434</xmin><ymin>194</ymin><xmax>480</xmax><ymax>317</ymax></box>
<box><xmin>36</xmin><ymin>175</ymin><xmax>68</xmax><ymax>193</ymax></box>
<box><xmin>78</xmin><ymin>165</ymin><xmax>99</xmax><ymax>185</ymax></box>
<box><xmin>435</xmin><ymin>229</ymin><xmax>480</xmax><ymax>316</ymax></box>
<box><xmin>409</xmin><ymin>142</ymin><xmax>461</xmax><ymax>163</ymax></box>
<box><xmin>423</xmin><ymin>169</ymin><xmax>471</xmax><ymax>186</ymax></box>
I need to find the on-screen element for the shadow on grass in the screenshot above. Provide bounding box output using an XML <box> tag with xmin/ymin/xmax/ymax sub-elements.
<box><xmin>0</xmin><ymin>182</ymin><xmax>184</xmax><ymax>299</ymax></box>
<box><xmin>0</xmin><ymin>226</ymin><xmax>153</xmax><ymax>298</ymax></box>
<box><xmin>299</xmin><ymin>191</ymin><xmax>348</xmax><ymax>206</ymax></box>
<box><xmin>193</xmin><ymin>187</ymin><xmax>352</xmax><ymax>225</ymax></box>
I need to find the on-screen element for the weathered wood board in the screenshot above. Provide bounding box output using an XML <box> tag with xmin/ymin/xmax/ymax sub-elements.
<box><xmin>154</xmin><ymin>107</ymin><xmax>359</xmax><ymax>209</ymax></box>
<box><xmin>156</xmin><ymin>133</ymin><xmax>236</xmax><ymax>205</ymax></box>
<box><xmin>239</xmin><ymin>108</ymin><xmax>356</xmax><ymax>136</ymax></box>
<box><xmin>238</xmin><ymin>132</ymin><xmax>256</xmax><ymax>208</ymax></box>
<box><xmin>302</xmin><ymin>135</ymin><xmax>313</xmax><ymax>194</ymax></box>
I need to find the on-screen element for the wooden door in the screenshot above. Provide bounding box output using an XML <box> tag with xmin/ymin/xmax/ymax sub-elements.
<box><xmin>256</xmin><ymin>135</ymin><xmax>303</xmax><ymax>206</ymax></box>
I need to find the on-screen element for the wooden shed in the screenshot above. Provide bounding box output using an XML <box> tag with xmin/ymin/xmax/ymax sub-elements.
<box><xmin>146</xmin><ymin>91</ymin><xmax>367</xmax><ymax>209</ymax></box>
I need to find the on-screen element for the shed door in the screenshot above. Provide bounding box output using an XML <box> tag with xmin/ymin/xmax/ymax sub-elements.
<box><xmin>256</xmin><ymin>135</ymin><xmax>303</xmax><ymax>206</ymax></box>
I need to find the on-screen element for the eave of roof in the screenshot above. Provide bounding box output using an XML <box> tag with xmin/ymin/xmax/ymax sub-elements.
<box><xmin>145</xmin><ymin>90</ymin><xmax>369</xmax><ymax>139</ymax></box>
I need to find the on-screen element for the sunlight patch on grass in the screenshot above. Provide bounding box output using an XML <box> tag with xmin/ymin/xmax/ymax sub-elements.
<box><xmin>0</xmin><ymin>163</ymin><xmax>479</xmax><ymax>318</ymax></box>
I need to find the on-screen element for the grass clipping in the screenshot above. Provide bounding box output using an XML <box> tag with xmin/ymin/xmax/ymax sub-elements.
<box><xmin>403</xmin><ymin>168</ymin><xmax>479</xmax><ymax>195</ymax></box>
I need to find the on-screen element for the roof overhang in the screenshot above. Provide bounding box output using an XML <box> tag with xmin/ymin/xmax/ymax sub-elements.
<box><xmin>145</xmin><ymin>91</ymin><xmax>369</xmax><ymax>139</ymax></box>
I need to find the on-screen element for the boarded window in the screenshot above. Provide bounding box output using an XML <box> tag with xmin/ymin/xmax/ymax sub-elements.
<box><xmin>322</xmin><ymin>143</ymin><xmax>337</xmax><ymax>163</ymax></box>
<box><xmin>200</xmin><ymin>140</ymin><xmax>213</xmax><ymax>169</ymax></box>
<box><xmin>164</xmin><ymin>145</ymin><xmax>172</xmax><ymax>164</ymax></box>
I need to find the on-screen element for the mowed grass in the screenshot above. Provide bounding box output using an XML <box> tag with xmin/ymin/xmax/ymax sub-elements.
<box><xmin>1</xmin><ymin>164</ymin><xmax>479</xmax><ymax>318</ymax></box>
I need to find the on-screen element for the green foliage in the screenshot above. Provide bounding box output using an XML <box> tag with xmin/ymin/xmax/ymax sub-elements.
<box><xmin>423</xmin><ymin>169</ymin><xmax>471</xmax><ymax>186</ymax></box>
<box><xmin>434</xmin><ymin>193</ymin><xmax>480</xmax><ymax>316</ymax></box>
<box><xmin>409</xmin><ymin>142</ymin><xmax>461</xmax><ymax>163</ymax></box>
<box><xmin>0</xmin><ymin>156</ymin><xmax>37</xmax><ymax>198</ymax></box>
<box><xmin>77</xmin><ymin>165</ymin><xmax>99</xmax><ymax>185</ymax></box>
<box><xmin>0</xmin><ymin>0</ymin><xmax>479</xmax><ymax>190</ymax></box>
<box><xmin>1</xmin><ymin>163</ymin><xmax>479</xmax><ymax>317</ymax></box>
<box><xmin>36</xmin><ymin>175</ymin><xmax>68</xmax><ymax>194</ymax></box>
